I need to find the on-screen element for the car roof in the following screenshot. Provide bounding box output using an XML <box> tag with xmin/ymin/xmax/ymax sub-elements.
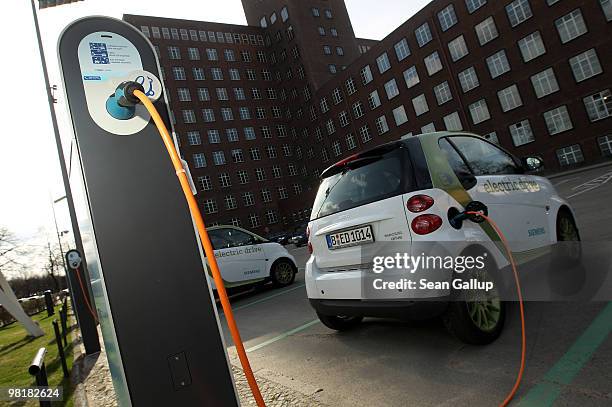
<box><xmin>320</xmin><ymin>131</ymin><xmax>486</xmax><ymax>178</ymax></box>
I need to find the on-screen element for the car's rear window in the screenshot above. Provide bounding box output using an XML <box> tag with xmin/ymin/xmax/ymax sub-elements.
<box><xmin>310</xmin><ymin>147</ymin><xmax>410</xmax><ymax>220</ymax></box>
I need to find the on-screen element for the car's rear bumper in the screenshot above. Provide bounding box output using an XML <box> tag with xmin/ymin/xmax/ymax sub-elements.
<box><xmin>309</xmin><ymin>298</ymin><xmax>448</xmax><ymax>319</ymax></box>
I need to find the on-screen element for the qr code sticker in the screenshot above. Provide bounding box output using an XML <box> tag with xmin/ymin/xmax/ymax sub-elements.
<box><xmin>89</xmin><ymin>42</ymin><xmax>109</xmax><ymax>64</ymax></box>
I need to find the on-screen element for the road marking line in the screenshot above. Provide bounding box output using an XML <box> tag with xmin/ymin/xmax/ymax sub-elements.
<box><xmin>231</xmin><ymin>283</ymin><xmax>306</xmax><ymax>311</ymax></box>
<box><xmin>246</xmin><ymin>319</ymin><xmax>320</xmax><ymax>353</ymax></box>
<box><xmin>518</xmin><ymin>302</ymin><xmax>612</xmax><ymax>406</ymax></box>
<box><xmin>552</xmin><ymin>177</ymin><xmax>580</xmax><ymax>187</ymax></box>
<box><xmin>567</xmin><ymin>171</ymin><xmax>612</xmax><ymax>198</ymax></box>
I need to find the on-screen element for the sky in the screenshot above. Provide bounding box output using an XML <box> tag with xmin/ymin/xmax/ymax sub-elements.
<box><xmin>0</xmin><ymin>0</ymin><xmax>429</xmax><ymax>274</ymax></box>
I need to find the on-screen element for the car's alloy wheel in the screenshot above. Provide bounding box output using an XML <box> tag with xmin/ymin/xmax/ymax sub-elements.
<box><xmin>465</xmin><ymin>276</ymin><xmax>502</xmax><ymax>334</ymax></box>
<box><xmin>271</xmin><ymin>260</ymin><xmax>296</xmax><ymax>287</ymax></box>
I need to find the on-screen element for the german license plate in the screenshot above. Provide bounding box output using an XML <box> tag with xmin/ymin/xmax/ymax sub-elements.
<box><xmin>326</xmin><ymin>225</ymin><xmax>374</xmax><ymax>249</ymax></box>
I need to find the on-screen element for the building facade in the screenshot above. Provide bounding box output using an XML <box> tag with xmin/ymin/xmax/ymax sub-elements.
<box><xmin>125</xmin><ymin>0</ymin><xmax>612</xmax><ymax>234</ymax></box>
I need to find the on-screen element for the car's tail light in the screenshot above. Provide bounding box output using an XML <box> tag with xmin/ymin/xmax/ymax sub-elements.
<box><xmin>307</xmin><ymin>226</ymin><xmax>313</xmax><ymax>254</ymax></box>
<box><xmin>411</xmin><ymin>214</ymin><xmax>442</xmax><ymax>235</ymax></box>
<box><xmin>407</xmin><ymin>195</ymin><xmax>434</xmax><ymax>213</ymax></box>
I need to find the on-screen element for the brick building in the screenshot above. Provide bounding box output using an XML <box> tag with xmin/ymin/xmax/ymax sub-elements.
<box><xmin>124</xmin><ymin>0</ymin><xmax>612</xmax><ymax>234</ymax></box>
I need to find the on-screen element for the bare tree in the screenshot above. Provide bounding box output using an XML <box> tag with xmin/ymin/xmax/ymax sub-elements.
<box><xmin>0</xmin><ymin>227</ymin><xmax>22</xmax><ymax>276</ymax></box>
<box><xmin>43</xmin><ymin>242</ymin><xmax>64</xmax><ymax>292</ymax></box>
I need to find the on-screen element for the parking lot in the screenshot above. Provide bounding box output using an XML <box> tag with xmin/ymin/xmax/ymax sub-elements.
<box><xmin>219</xmin><ymin>164</ymin><xmax>612</xmax><ymax>407</ymax></box>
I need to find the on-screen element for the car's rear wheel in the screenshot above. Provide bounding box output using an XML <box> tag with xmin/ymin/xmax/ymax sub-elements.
<box><xmin>444</xmin><ymin>264</ymin><xmax>506</xmax><ymax>345</ymax></box>
<box><xmin>271</xmin><ymin>259</ymin><xmax>296</xmax><ymax>288</ymax></box>
<box><xmin>317</xmin><ymin>312</ymin><xmax>363</xmax><ymax>331</ymax></box>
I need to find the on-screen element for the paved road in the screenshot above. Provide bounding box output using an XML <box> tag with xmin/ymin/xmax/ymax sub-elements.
<box><xmin>219</xmin><ymin>164</ymin><xmax>612</xmax><ymax>406</ymax></box>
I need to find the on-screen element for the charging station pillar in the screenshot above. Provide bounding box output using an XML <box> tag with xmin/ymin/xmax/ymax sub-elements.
<box><xmin>58</xmin><ymin>17</ymin><xmax>238</xmax><ymax>406</ymax></box>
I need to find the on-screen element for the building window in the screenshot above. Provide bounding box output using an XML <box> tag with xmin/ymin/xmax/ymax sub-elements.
<box><xmin>509</xmin><ymin>120</ymin><xmax>535</xmax><ymax>146</ymax></box>
<box><xmin>530</xmin><ymin>68</ymin><xmax>559</xmax><ymax>98</ymax></box>
<box><xmin>193</xmin><ymin>153</ymin><xmax>206</xmax><ymax>168</ymax></box>
<box><xmin>483</xmin><ymin>132</ymin><xmax>499</xmax><ymax>144</ymax></box>
<box><xmin>329</xmin><ymin>64</ymin><xmax>337</xmax><ymax>74</ymax></box>
<box><xmin>394</xmin><ymin>38</ymin><xmax>411</xmax><ymax>61</ymax></box>
<box><xmin>182</xmin><ymin>109</ymin><xmax>196</xmax><ymax>124</ymax></box>
<box><xmin>458</xmin><ymin>66</ymin><xmax>479</xmax><ymax>93</ymax></box>
<box><xmin>140</xmin><ymin>26</ymin><xmax>150</xmax><ymax>37</ymax></box>
<box><xmin>448</xmin><ymin>35</ymin><xmax>468</xmax><ymax>61</ymax></box>
<box><xmin>168</xmin><ymin>46</ymin><xmax>181</xmax><ymax>60</ymax></box>
<box><xmin>278</xmin><ymin>187</ymin><xmax>289</xmax><ymax>200</ymax></box>
<box><xmin>211</xmin><ymin>68</ymin><xmax>223</xmax><ymax>80</ymax></box>
<box><xmin>506</xmin><ymin>0</ymin><xmax>532</xmax><ymax>27</ymax></box>
<box><xmin>412</xmin><ymin>94</ymin><xmax>429</xmax><ymax>116</ymax></box>
<box><xmin>261</xmin><ymin>189</ymin><xmax>272</xmax><ymax>203</ymax></box>
<box><xmin>318</xmin><ymin>26</ymin><xmax>326</xmax><ymax>36</ymax></box>
<box><xmin>346</xmin><ymin>77</ymin><xmax>357</xmax><ymax>95</ymax></box>
<box><xmin>601</xmin><ymin>0</ymin><xmax>612</xmax><ymax>21</ymax></box>
<box><xmin>226</xmin><ymin>128</ymin><xmax>239</xmax><ymax>142</ymax></box>
<box><xmin>331</xmin><ymin>28</ymin><xmax>338</xmax><ymax>37</ymax></box>
<box><xmin>346</xmin><ymin>133</ymin><xmax>357</xmax><ymax>150</ymax></box>
<box><xmin>376</xmin><ymin>52</ymin><xmax>391</xmax><ymax>74</ymax></box>
<box><xmin>360</xmin><ymin>125</ymin><xmax>372</xmax><ymax>143</ymax></box>
<box><xmin>393</xmin><ymin>105</ymin><xmax>408</xmax><ymax>126</ymax></box>
<box><xmin>375</xmin><ymin>115</ymin><xmax>389</xmax><ymax>135</ymax></box>
<box><xmin>324</xmin><ymin>9</ymin><xmax>333</xmax><ymax>19</ymax></box>
<box><xmin>336</xmin><ymin>46</ymin><xmax>344</xmax><ymax>56</ymax></box>
<box><xmin>197</xmin><ymin>175</ymin><xmax>212</xmax><ymax>191</ymax></box>
<box><xmin>475</xmin><ymin>17</ymin><xmax>498</xmax><ymax>45</ymax></box>
<box><xmin>368</xmin><ymin>90</ymin><xmax>381</xmax><ymax>109</ymax></box>
<box><xmin>384</xmin><ymin>78</ymin><xmax>400</xmax><ymax>99</ymax></box>
<box><xmin>415</xmin><ymin>22</ymin><xmax>432</xmax><ymax>47</ymax></box>
<box><xmin>224</xmin><ymin>195</ymin><xmax>237</xmax><ymax>210</ymax></box>
<box><xmin>486</xmin><ymin>50</ymin><xmax>510</xmax><ymax>78</ymax></box>
<box><xmin>216</xmin><ymin>88</ymin><xmax>229</xmax><ymax>101</ymax></box>
<box><xmin>244</xmin><ymin>127</ymin><xmax>256</xmax><ymax>140</ymax></box>
<box><xmin>239</xmin><ymin>107</ymin><xmax>251</xmax><ymax>120</ymax></box>
<box><xmin>234</xmin><ymin>88</ymin><xmax>246</xmax><ymax>100</ymax></box>
<box><xmin>172</xmin><ymin>66</ymin><xmax>186</xmax><ymax>80</ymax></box>
<box><xmin>212</xmin><ymin>151</ymin><xmax>226</xmax><ymax>166</ymax></box>
<box><xmin>466</xmin><ymin>0</ymin><xmax>487</xmax><ymax>14</ymax></box>
<box><xmin>203</xmin><ymin>199</ymin><xmax>218</xmax><ymax>214</ymax></box>
<box><xmin>557</xmin><ymin>144</ymin><xmax>584</xmax><ymax>166</ymax></box>
<box><xmin>332</xmin><ymin>88</ymin><xmax>343</xmax><ymax>104</ymax></box>
<box><xmin>557</xmin><ymin>9</ymin><xmax>588</xmax><ymax>43</ymax></box>
<box><xmin>242</xmin><ymin>191</ymin><xmax>255</xmax><ymax>205</ymax></box>
<box><xmin>320</xmin><ymin>97</ymin><xmax>329</xmax><ymax>113</ymax></box>
<box><xmin>518</xmin><ymin>31</ymin><xmax>546</xmax><ymax>62</ymax></box>
<box><xmin>438</xmin><ymin>4</ymin><xmax>458</xmax><ymax>31</ymax></box>
<box><xmin>544</xmin><ymin>106</ymin><xmax>573</xmax><ymax>135</ymax></box>
<box><xmin>584</xmin><ymin>89</ymin><xmax>612</xmax><ymax>122</ymax></box>
<box><xmin>202</xmin><ymin>109</ymin><xmax>215</xmax><ymax>122</ymax></box>
<box><xmin>598</xmin><ymin>135</ymin><xmax>612</xmax><ymax>156</ymax></box>
<box><xmin>332</xmin><ymin>140</ymin><xmax>342</xmax><ymax>157</ymax></box>
<box><xmin>353</xmin><ymin>101</ymin><xmax>364</xmax><ymax>118</ymax></box>
<box><xmin>187</xmin><ymin>131</ymin><xmax>201</xmax><ymax>146</ymax></box>
<box><xmin>569</xmin><ymin>49</ymin><xmax>603</xmax><ymax>82</ymax></box>
<box><xmin>403</xmin><ymin>66</ymin><xmax>420</xmax><ymax>88</ymax></box>
<box><xmin>434</xmin><ymin>81</ymin><xmax>453</xmax><ymax>105</ymax></box>
<box><xmin>424</xmin><ymin>51</ymin><xmax>443</xmax><ymax>76</ymax></box>
<box><xmin>444</xmin><ymin>112</ymin><xmax>463</xmax><ymax>131</ymax></box>
<box><xmin>206</xmin><ymin>48</ymin><xmax>218</xmax><ymax>61</ymax></box>
<box><xmin>249</xmin><ymin>214</ymin><xmax>260</xmax><ymax>228</ymax></box>
<box><xmin>469</xmin><ymin>99</ymin><xmax>490</xmax><ymax>124</ymax></box>
<box><xmin>281</xmin><ymin>6</ymin><xmax>289</xmax><ymax>22</ymax></box>
<box><xmin>323</xmin><ymin>45</ymin><xmax>332</xmax><ymax>55</ymax></box>
<box><xmin>497</xmin><ymin>84</ymin><xmax>523</xmax><ymax>112</ymax></box>
<box><xmin>187</xmin><ymin>47</ymin><xmax>200</xmax><ymax>61</ymax></box>
<box><xmin>339</xmin><ymin>111</ymin><xmax>350</xmax><ymax>127</ymax></box>
<box><xmin>361</xmin><ymin>65</ymin><xmax>373</xmax><ymax>85</ymax></box>
<box><xmin>326</xmin><ymin>119</ymin><xmax>336</xmax><ymax>135</ymax></box>
<box><xmin>266</xmin><ymin>210</ymin><xmax>279</xmax><ymax>225</ymax></box>
<box><xmin>421</xmin><ymin>123</ymin><xmax>436</xmax><ymax>133</ymax></box>
<box><xmin>224</xmin><ymin>49</ymin><xmax>235</xmax><ymax>61</ymax></box>
<box><xmin>197</xmin><ymin>88</ymin><xmax>210</xmax><ymax>101</ymax></box>
<box><xmin>229</xmin><ymin>69</ymin><xmax>240</xmax><ymax>81</ymax></box>
<box><xmin>208</xmin><ymin>129</ymin><xmax>221</xmax><ymax>144</ymax></box>
<box><xmin>177</xmin><ymin>87</ymin><xmax>191</xmax><ymax>102</ymax></box>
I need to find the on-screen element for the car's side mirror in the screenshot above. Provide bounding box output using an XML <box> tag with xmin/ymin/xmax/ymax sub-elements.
<box><xmin>522</xmin><ymin>156</ymin><xmax>544</xmax><ymax>172</ymax></box>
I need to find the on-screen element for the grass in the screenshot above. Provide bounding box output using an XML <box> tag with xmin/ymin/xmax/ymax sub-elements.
<box><xmin>0</xmin><ymin>305</ymin><xmax>75</xmax><ymax>407</ymax></box>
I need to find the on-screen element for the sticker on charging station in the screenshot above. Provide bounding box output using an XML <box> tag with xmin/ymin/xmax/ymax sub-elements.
<box><xmin>78</xmin><ymin>32</ymin><xmax>160</xmax><ymax>135</ymax></box>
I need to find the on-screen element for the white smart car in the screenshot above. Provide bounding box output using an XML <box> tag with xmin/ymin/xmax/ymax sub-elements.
<box><xmin>205</xmin><ymin>225</ymin><xmax>298</xmax><ymax>290</ymax></box>
<box><xmin>305</xmin><ymin>132</ymin><xmax>580</xmax><ymax>344</ymax></box>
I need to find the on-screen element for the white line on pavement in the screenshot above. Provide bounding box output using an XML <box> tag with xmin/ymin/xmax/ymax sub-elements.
<box><xmin>567</xmin><ymin>171</ymin><xmax>612</xmax><ymax>198</ymax></box>
<box><xmin>246</xmin><ymin>319</ymin><xmax>320</xmax><ymax>353</ymax></box>
<box><xmin>231</xmin><ymin>283</ymin><xmax>306</xmax><ymax>311</ymax></box>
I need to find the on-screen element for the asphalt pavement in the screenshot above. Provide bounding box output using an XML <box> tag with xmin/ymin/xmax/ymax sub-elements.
<box><xmin>219</xmin><ymin>164</ymin><xmax>612</xmax><ymax>407</ymax></box>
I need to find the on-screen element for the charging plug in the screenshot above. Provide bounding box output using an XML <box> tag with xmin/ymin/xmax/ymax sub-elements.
<box><xmin>449</xmin><ymin>201</ymin><xmax>488</xmax><ymax>229</ymax></box>
<box><xmin>106</xmin><ymin>81</ymin><xmax>145</xmax><ymax>120</ymax></box>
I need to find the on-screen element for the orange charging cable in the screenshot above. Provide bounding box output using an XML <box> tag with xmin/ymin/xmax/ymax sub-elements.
<box><xmin>133</xmin><ymin>90</ymin><xmax>266</xmax><ymax>407</ymax></box>
<box><xmin>74</xmin><ymin>266</ymin><xmax>99</xmax><ymax>324</ymax></box>
<box><xmin>466</xmin><ymin>211</ymin><xmax>526</xmax><ymax>407</ymax></box>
